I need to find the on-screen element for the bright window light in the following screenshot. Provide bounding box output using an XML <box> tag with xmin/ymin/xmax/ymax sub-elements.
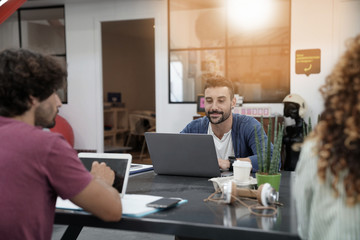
<box><xmin>170</xmin><ymin>61</ymin><xmax>183</xmax><ymax>102</ymax></box>
<box><xmin>227</xmin><ymin>0</ymin><xmax>273</xmax><ymax>31</ymax></box>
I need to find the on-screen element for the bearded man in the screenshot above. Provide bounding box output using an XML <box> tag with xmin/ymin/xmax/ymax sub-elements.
<box><xmin>181</xmin><ymin>75</ymin><xmax>272</xmax><ymax>172</ymax></box>
<box><xmin>0</xmin><ymin>49</ymin><xmax>122</xmax><ymax>240</ymax></box>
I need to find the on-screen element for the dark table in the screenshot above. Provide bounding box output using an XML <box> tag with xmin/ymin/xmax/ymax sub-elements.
<box><xmin>55</xmin><ymin>171</ymin><xmax>300</xmax><ymax>240</ymax></box>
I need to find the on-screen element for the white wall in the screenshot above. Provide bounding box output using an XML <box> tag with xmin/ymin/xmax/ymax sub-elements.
<box><xmin>61</xmin><ymin>0</ymin><xmax>167</xmax><ymax>151</ymax></box>
<box><xmin>60</xmin><ymin>0</ymin><xmax>360</xmax><ymax>151</ymax></box>
<box><xmin>291</xmin><ymin>0</ymin><xmax>360</xmax><ymax>125</ymax></box>
<box><xmin>290</xmin><ymin>0</ymin><xmax>334</xmax><ymax>125</ymax></box>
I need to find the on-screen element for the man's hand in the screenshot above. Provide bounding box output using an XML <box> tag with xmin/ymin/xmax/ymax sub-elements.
<box><xmin>90</xmin><ymin>161</ymin><xmax>115</xmax><ymax>186</ymax></box>
<box><xmin>237</xmin><ymin>157</ymin><xmax>251</xmax><ymax>164</ymax></box>
<box><xmin>237</xmin><ymin>158</ymin><xmax>253</xmax><ymax>171</ymax></box>
<box><xmin>71</xmin><ymin>161</ymin><xmax>122</xmax><ymax>222</ymax></box>
<box><xmin>218</xmin><ymin>157</ymin><xmax>253</xmax><ymax>171</ymax></box>
<box><xmin>218</xmin><ymin>158</ymin><xmax>231</xmax><ymax>170</ymax></box>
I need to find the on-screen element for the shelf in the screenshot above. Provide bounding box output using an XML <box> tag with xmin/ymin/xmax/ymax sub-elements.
<box><xmin>104</xmin><ymin>107</ymin><xmax>129</xmax><ymax>146</ymax></box>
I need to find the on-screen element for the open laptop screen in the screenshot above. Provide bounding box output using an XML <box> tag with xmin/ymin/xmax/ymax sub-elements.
<box><xmin>78</xmin><ymin>153</ymin><xmax>132</xmax><ymax>197</ymax></box>
<box><xmin>145</xmin><ymin>132</ymin><xmax>225</xmax><ymax>178</ymax></box>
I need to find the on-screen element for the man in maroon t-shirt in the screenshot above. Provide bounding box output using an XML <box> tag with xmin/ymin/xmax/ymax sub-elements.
<box><xmin>0</xmin><ymin>49</ymin><xmax>122</xmax><ymax>240</ymax></box>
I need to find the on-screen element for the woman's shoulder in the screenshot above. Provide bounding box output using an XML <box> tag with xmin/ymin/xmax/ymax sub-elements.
<box><xmin>300</xmin><ymin>139</ymin><xmax>318</xmax><ymax>158</ymax></box>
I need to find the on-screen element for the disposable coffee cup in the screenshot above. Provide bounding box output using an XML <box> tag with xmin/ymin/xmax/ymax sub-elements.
<box><xmin>233</xmin><ymin>160</ymin><xmax>252</xmax><ymax>183</ymax></box>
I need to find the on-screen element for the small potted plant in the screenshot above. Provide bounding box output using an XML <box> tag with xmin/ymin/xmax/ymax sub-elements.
<box><xmin>254</xmin><ymin>116</ymin><xmax>284</xmax><ymax>192</ymax></box>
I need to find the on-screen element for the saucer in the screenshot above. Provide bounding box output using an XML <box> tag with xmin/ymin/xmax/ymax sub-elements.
<box><xmin>234</xmin><ymin>176</ymin><xmax>257</xmax><ymax>187</ymax></box>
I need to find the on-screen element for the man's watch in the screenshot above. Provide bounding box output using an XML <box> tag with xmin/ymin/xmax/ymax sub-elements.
<box><xmin>228</xmin><ymin>156</ymin><xmax>236</xmax><ymax>171</ymax></box>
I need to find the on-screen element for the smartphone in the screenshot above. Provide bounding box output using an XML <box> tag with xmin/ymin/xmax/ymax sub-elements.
<box><xmin>146</xmin><ymin>198</ymin><xmax>181</xmax><ymax>209</ymax></box>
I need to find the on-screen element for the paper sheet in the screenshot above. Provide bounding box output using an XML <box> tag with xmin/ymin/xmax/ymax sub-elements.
<box><xmin>122</xmin><ymin>194</ymin><xmax>163</xmax><ymax>217</ymax></box>
<box><xmin>56</xmin><ymin>194</ymin><xmax>187</xmax><ymax>218</ymax></box>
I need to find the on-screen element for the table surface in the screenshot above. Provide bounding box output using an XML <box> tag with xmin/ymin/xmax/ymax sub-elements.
<box><xmin>55</xmin><ymin>171</ymin><xmax>300</xmax><ymax>240</ymax></box>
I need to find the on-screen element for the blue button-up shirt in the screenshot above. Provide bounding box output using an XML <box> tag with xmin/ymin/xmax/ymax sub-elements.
<box><xmin>180</xmin><ymin>114</ymin><xmax>273</xmax><ymax>172</ymax></box>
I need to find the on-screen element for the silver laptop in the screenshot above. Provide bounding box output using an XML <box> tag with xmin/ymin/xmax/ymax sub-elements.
<box><xmin>78</xmin><ymin>152</ymin><xmax>132</xmax><ymax>197</ymax></box>
<box><xmin>145</xmin><ymin>132</ymin><xmax>231</xmax><ymax>178</ymax></box>
<box><xmin>56</xmin><ymin>153</ymin><xmax>132</xmax><ymax>211</ymax></box>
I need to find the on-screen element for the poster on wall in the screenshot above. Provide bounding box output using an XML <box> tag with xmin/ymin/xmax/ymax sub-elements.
<box><xmin>295</xmin><ymin>49</ymin><xmax>321</xmax><ymax>76</ymax></box>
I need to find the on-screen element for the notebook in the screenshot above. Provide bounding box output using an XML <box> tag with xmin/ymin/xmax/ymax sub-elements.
<box><xmin>145</xmin><ymin>132</ymin><xmax>232</xmax><ymax>178</ymax></box>
<box><xmin>78</xmin><ymin>152</ymin><xmax>132</xmax><ymax>197</ymax></box>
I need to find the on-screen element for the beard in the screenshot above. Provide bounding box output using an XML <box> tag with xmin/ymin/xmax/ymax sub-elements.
<box><xmin>206</xmin><ymin>109</ymin><xmax>232</xmax><ymax>125</ymax></box>
<box><xmin>34</xmin><ymin>107</ymin><xmax>57</xmax><ymax>128</ymax></box>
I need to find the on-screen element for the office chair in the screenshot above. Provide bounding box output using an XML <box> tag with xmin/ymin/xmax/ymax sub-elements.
<box><xmin>126</xmin><ymin>112</ymin><xmax>155</xmax><ymax>160</ymax></box>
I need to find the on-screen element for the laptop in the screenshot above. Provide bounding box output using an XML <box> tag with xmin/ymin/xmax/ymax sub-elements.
<box><xmin>78</xmin><ymin>152</ymin><xmax>132</xmax><ymax>197</ymax></box>
<box><xmin>145</xmin><ymin>132</ymin><xmax>232</xmax><ymax>178</ymax></box>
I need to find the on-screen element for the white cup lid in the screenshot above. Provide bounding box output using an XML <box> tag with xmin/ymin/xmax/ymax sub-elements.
<box><xmin>232</xmin><ymin>160</ymin><xmax>252</xmax><ymax>168</ymax></box>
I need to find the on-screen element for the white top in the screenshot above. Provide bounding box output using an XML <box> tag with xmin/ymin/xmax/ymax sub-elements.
<box><xmin>293</xmin><ymin>139</ymin><xmax>360</xmax><ymax>240</ymax></box>
<box><xmin>232</xmin><ymin>160</ymin><xmax>251</xmax><ymax>168</ymax></box>
<box><xmin>208</xmin><ymin>123</ymin><xmax>235</xmax><ymax>160</ymax></box>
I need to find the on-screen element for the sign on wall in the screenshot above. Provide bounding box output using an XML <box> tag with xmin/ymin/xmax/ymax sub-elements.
<box><xmin>295</xmin><ymin>49</ymin><xmax>321</xmax><ymax>76</ymax></box>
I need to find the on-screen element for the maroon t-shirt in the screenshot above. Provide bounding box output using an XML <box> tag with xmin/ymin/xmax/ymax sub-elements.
<box><xmin>0</xmin><ymin>116</ymin><xmax>92</xmax><ymax>240</ymax></box>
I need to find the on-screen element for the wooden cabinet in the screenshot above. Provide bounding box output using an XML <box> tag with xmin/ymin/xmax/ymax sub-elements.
<box><xmin>103</xmin><ymin>108</ymin><xmax>128</xmax><ymax>146</ymax></box>
<box><xmin>254</xmin><ymin>116</ymin><xmax>284</xmax><ymax>143</ymax></box>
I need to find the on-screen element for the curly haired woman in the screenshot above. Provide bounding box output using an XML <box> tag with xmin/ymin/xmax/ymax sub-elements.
<box><xmin>294</xmin><ymin>35</ymin><xmax>360</xmax><ymax>240</ymax></box>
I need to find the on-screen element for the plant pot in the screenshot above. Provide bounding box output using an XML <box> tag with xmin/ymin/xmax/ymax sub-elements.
<box><xmin>256</xmin><ymin>173</ymin><xmax>282</xmax><ymax>192</ymax></box>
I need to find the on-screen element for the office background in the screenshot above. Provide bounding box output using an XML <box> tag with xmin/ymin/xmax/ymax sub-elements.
<box><xmin>2</xmin><ymin>0</ymin><xmax>359</xmax><ymax>152</ymax></box>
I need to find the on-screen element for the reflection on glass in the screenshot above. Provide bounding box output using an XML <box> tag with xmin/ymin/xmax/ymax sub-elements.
<box><xmin>223</xmin><ymin>205</ymin><xmax>238</xmax><ymax>227</ymax></box>
<box><xmin>170</xmin><ymin>61</ymin><xmax>184</xmax><ymax>102</ymax></box>
<box><xmin>255</xmin><ymin>207</ymin><xmax>281</xmax><ymax>230</ymax></box>
<box><xmin>19</xmin><ymin>7</ymin><xmax>67</xmax><ymax>103</ymax></box>
<box><xmin>222</xmin><ymin>203</ymin><xmax>281</xmax><ymax>229</ymax></box>
<box><xmin>170</xmin><ymin>0</ymin><xmax>226</xmax><ymax>49</ymax></box>
<box><xmin>228</xmin><ymin>46</ymin><xmax>290</xmax><ymax>103</ymax></box>
<box><xmin>20</xmin><ymin>8</ymin><xmax>65</xmax><ymax>55</ymax></box>
<box><xmin>0</xmin><ymin>11</ymin><xmax>20</xmax><ymax>50</ymax></box>
<box><xmin>228</xmin><ymin>0</ymin><xmax>290</xmax><ymax>47</ymax></box>
<box><xmin>227</xmin><ymin>0</ymin><xmax>274</xmax><ymax>32</ymax></box>
<box><xmin>170</xmin><ymin>49</ymin><xmax>225</xmax><ymax>102</ymax></box>
<box><xmin>169</xmin><ymin>0</ymin><xmax>290</xmax><ymax>103</ymax></box>
<box><xmin>223</xmin><ymin>205</ymin><xmax>252</xmax><ymax>227</ymax></box>
<box><xmin>0</xmin><ymin>8</ymin><xmax>67</xmax><ymax>103</ymax></box>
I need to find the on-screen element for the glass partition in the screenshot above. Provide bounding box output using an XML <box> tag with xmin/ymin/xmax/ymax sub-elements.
<box><xmin>169</xmin><ymin>0</ymin><xmax>290</xmax><ymax>103</ymax></box>
<box><xmin>0</xmin><ymin>6</ymin><xmax>67</xmax><ymax>103</ymax></box>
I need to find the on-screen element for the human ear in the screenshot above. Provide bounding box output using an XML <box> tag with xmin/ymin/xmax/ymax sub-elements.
<box><xmin>29</xmin><ymin>96</ymin><xmax>40</xmax><ymax>106</ymax></box>
<box><xmin>231</xmin><ymin>96</ymin><xmax>236</xmax><ymax>108</ymax></box>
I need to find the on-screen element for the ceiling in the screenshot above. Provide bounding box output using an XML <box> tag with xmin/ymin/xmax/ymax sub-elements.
<box><xmin>23</xmin><ymin>0</ymin><xmax>131</xmax><ymax>8</ymax></box>
<box><xmin>23</xmin><ymin>0</ymin><xmax>223</xmax><ymax>10</ymax></box>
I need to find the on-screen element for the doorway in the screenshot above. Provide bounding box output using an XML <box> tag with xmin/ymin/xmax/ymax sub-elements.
<box><xmin>101</xmin><ymin>18</ymin><xmax>155</xmax><ymax>161</ymax></box>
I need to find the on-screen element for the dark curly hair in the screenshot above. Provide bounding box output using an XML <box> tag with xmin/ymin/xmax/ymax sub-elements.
<box><xmin>0</xmin><ymin>48</ymin><xmax>67</xmax><ymax>117</ymax></box>
<box><xmin>313</xmin><ymin>35</ymin><xmax>360</xmax><ymax>205</ymax></box>
<box><xmin>203</xmin><ymin>74</ymin><xmax>235</xmax><ymax>99</ymax></box>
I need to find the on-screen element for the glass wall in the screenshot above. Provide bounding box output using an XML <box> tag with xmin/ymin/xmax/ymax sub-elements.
<box><xmin>0</xmin><ymin>6</ymin><xmax>67</xmax><ymax>103</ymax></box>
<box><xmin>169</xmin><ymin>0</ymin><xmax>290</xmax><ymax>103</ymax></box>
